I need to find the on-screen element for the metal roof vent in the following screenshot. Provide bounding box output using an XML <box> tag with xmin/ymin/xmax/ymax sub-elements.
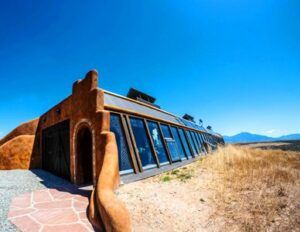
<box><xmin>183</xmin><ymin>114</ymin><xmax>195</xmax><ymax>123</ymax></box>
<box><xmin>127</xmin><ymin>88</ymin><xmax>160</xmax><ymax>108</ymax></box>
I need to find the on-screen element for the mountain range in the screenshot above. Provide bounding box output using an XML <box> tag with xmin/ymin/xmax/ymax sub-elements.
<box><xmin>224</xmin><ymin>132</ymin><xmax>300</xmax><ymax>144</ymax></box>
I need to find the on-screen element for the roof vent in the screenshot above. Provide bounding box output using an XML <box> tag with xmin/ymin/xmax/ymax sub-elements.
<box><xmin>127</xmin><ymin>88</ymin><xmax>160</xmax><ymax>108</ymax></box>
<box><xmin>183</xmin><ymin>114</ymin><xmax>195</xmax><ymax>123</ymax></box>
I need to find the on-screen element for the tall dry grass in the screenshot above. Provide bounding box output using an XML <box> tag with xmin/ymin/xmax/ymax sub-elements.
<box><xmin>202</xmin><ymin>145</ymin><xmax>300</xmax><ymax>231</ymax></box>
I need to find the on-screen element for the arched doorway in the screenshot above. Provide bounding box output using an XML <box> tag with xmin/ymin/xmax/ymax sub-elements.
<box><xmin>76</xmin><ymin>126</ymin><xmax>93</xmax><ymax>185</ymax></box>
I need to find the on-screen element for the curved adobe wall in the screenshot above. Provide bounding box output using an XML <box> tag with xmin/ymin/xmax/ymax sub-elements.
<box><xmin>0</xmin><ymin>118</ymin><xmax>41</xmax><ymax>170</ymax></box>
<box><xmin>89</xmin><ymin>131</ymin><xmax>132</xmax><ymax>232</ymax></box>
<box><xmin>0</xmin><ymin>118</ymin><xmax>39</xmax><ymax>146</ymax></box>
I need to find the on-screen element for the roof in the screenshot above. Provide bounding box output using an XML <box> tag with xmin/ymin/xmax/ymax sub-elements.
<box><xmin>103</xmin><ymin>89</ymin><xmax>221</xmax><ymax>137</ymax></box>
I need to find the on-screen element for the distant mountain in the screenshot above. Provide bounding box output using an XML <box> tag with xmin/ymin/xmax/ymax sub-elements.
<box><xmin>224</xmin><ymin>132</ymin><xmax>300</xmax><ymax>144</ymax></box>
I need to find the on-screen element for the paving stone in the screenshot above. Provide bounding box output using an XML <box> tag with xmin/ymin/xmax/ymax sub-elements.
<box><xmin>42</xmin><ymin>224</ymin><xmax>88</xmax><ymax>232</ymax></box>
<box><xmin>10</xmin><ymin>215</ymin><xmax>41</xmax><ymax>232</ymax></box>
<box><xmin>1</xmin><ymin>169</ymin><xmax>92</xmax><ymax>232</ymax></box>
<box><xmin>33</xmin><ymin>189</ymin><xmax>52</xmax><ymax>203</ymax></box>
<box><xmin>31</xmin><ymin>208</ymin><xmax>79</xmax><ymax>224</ymax></box>
<box><xmin>34</xmin><ymin>199</ymin><xmax>72</xmax><ymax>209</ymax></box>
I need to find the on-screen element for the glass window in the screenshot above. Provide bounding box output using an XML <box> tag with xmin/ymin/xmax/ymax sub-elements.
<box><xmin>161</xmin><ymin>124</ymin><xmax>181</xmax><ymax>162</ymax></box>
<box><xmin>186</xmin><ymin>131</ymin><xmax>198</xmax><ymax>156</ymax></box>
<box><xmin>178</xmin><ymin>128</ymin><xmax>192</xmax><ymax>158</ymax></box>
<box><xmin>165</xmin><ymin>139</ymin><xmax>181</xmax><ymax>161</ymax></box>
<box><xmin>147</xmin><ymin>121</ymin><xmax>169</xmax><ymax>165</ymax></box>
<box><xmin>203</xmin><ymin>134</ymin><xmax>207</xmax><ymax>142</ymax></box>
<box><xmin>197</xmin><ymin>133</ymin><xmax>205</xmax><ymax>148</ymax></box>
<box><xmin>191</xmin><ymin>131</ymin><xmax>200</xmax><ymax>154</ymax></box>
<box><xmin>161</xmin><ymin>124</ymin><xmax>172</xmax><ymax>138</ymax></box>
<box><xmin>110</xmin><ymin>114</ymin><xmax>133</xmax><ymax>174</ymax></box>
<box><xmin>193</xmin><ymin>131</ymin><xmax>203</xmax><ymax>153</ymax></box>
<box><xmin>170</xmin><ymin>126</ymin><xmax>186</xmax><ymax>159</ymax></box>
<box><xmin>130</xmin><ymin>117</ymin><xmax>157</xmax><ymax>169</ymax></box>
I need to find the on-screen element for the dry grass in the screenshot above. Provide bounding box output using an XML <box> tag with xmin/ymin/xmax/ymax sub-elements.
<box><xmin>202</xmin><ymin>145</ymin><xmax>300</xmax><ymax>231</ymax></box>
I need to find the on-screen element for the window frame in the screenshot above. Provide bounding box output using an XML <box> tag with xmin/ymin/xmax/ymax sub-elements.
<box><xmin>170</xmin><ymin>126</ymin><xmax>188</xmax><ymax>160</ymax></box>
<box><xmin>178</xmin><ymin>127</ymin><xmax>193</xmax><ymax>159</ymax></box>
<box><xmin>185</xmin><ymin>130</ymin><xmax>198</xmax><ymax>156</ymax></box>
<box><xmin>127</xmin><ymin>115</ymin><xmax>160</xmax><ymax>171</ymax></box>
<box><xmin>107</xmin><ymin>109</ymin><xmax>220</xmax><ymax>176</ymax></box>
<box><xmin>146</xmin><ymin>120</ymin><xmax>171</xmax><ymax>166</ymax></box>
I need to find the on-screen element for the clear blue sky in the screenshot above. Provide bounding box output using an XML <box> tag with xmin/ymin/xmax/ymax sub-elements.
<box><xmin>0</xmin><ymin>0</ymin><xmax>299</xmax><ymax>138</ymax></box>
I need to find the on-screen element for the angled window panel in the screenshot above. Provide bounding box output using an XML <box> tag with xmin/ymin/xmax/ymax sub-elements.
<box><xmin>186</xmin><ymin>130</ymin><xmax>198</xmax><ymax>156</ymax></box>
<box><xmin>160</xmin><ymin>124</ymin><xmax>181</xmax><ymax>162</ymax></box>
<box><xmin>178</xmin><ymin>128</ymin><xmax>192</xmax><ymax>158</ymax></box>
<box><xmin>147</xmin><ymin>121</ymin><xmax>170</xmax><ymax>165</ymax></box>
<box><xmin>165</xmin><ymin>138</ymin><xmax>181</xmax><ymax>162</ymax></box>
<box><xmin>192</xmin><ymin>131</ymin><xmax>201</xmax><ymax>153</ymax></box>
<box><xmin>194</xmin><ymin>132</ymin><xmax>203</xmax><ymax>154</ymax></box>
<box><xmin>170</xmin><ymin>126</ymin><xmax>187</xmax><ymax>160</ymax></box>
<box><xmin>160</xmin><ymin>124</ymin><xmax>173</xmax><ymax>138</ymax></box>
<box><xmin>191</xmin><ymin>131</ymin><xmax>200</xmax><ymax>154</ymax></box>
<box><xmin>110</xmin><ymin>114</ymin><xmax>134</xmax><ymax>175</ymax></box>
<box><xmin>197</xmin><ymin>133</ymin><xmax>205</xmax><ymax>153</ymax></box>
<box><xmin>129</xmin><ymin>117</ymin><xmax>157</xmax><ymax>170</ymax></box>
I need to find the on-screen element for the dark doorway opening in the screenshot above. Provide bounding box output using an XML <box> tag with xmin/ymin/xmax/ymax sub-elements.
<box><xmin>76</xmin><ymin>126</ymin><xmax>93</xmax><ymax>185</ymax></box>
<box><xmin>42</xmin><ymin>120</ymin><xmax>70</xmax><ymax>181</ymax></box>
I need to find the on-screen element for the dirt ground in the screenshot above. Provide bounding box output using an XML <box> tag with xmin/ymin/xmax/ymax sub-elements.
<box><xmin>116</xmin><ymin>162</ymin><xmax>226</xmax><ymax>232</ymax></box>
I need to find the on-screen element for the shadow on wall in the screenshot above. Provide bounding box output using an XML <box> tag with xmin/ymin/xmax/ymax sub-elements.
<box><xmin>0</xmin><ymin>118</ymin><xmax>41</xmax><ymax>170</ymax></box>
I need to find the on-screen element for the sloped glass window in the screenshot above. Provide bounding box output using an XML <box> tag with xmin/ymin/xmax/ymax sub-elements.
<box><xmin>130</xmin><ymin>117</ymin><xmax>157</xmax><ymax>169</ymax></box>
<box><xmin>170</xmin><ymin>126</ymin><xmax>187</xmax><ymax>159</ymax></box>
<box><xmin>161</xmin><ymin>124</ymin><xmax>172</xmax><ymax>138</ymax></box>
<box><xmin>178</xmin><ymin>128</ymin><xmax>192</xmax><ymax>158</ymax></box>
<box><xmin>191</xmin><ymin>131</ymin><xmax>200</xmax><ymax>154</ymax></box>
<box><xmin>191</xmin><ymin>131</ymin><xmax>201</xmax><ymax>154</ymax></box>
<box><xmin>186</xmin><ymin>131</ymin><xmax>198</xmax><ymax>156</ymax></box>
<box><xmin>161</xmin><ymin>124</ymin><xmax>181</xmax><ymax>162</ymax></box>
<box><xmin>165</xmin><ymin>138</ymin><xmax>181</xmax><ymax>162</ymax></box>
<box><xmin>197</xmin><ymin>133</ymin><xmax>205</xmax><ymax>153</ymax></box>
<box><xmin>147</xmin><ymin>121</ymin><xmax>169</xmax><ymax>165</ymax></box>
<box><xmin>110</xmin><ymin>114</ymin><xmax>133</xmax><ymax>174</ymax></box>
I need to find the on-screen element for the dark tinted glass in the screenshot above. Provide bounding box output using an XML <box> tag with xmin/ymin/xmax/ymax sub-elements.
<box><xmin>147</xmin><ymin>121</ymin><xmax>169</xmax><ymax>164</ymax></box>
<box><xmin>161</xmin><ymin>124</ymin><xmax>172</xmax><ymax>138</ymax></box>
<box><xmin>197</xmin><ymin>133</ymin><xmax>205</xmax><ymax>151</ymax></box>
<box><xmin>194</xmin><ymin>131</ymin><xmax>203</xmax><ymax>153</ymax></box>
<box><xmin>170</xmin><ymin>126</ymin><xmax>186</xmax><ymax>159</ymax></box>
<box><xmin>178</xmin><ymin>128</ymin><xmax>192</xmax><ymax>158</ymax></box>
<box><xmin>130</xmin><ymin>117</ymin><xmax>157</xmax><ymax>169</ymax></box>
<box><xmin>110</xmin><ymin>114</ymin><xmax>133</xmax><ymax>172</ymax></box>
<box><xmin>166</xmin><ymin>139</ymin><xmax>181</xmax><ymax>161</ymax></box>
<box><xmin>186</xmin><ymin>131</ymin><xmax>198</xmax><ymax>155</ymax></box>
<box><xmin>191</xmin><ymin>131</ymin><xmax>200</xmax><ymax>154</ymax></box>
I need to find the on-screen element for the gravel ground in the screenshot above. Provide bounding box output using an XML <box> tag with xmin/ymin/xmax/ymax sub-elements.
<box><xmin>0</xmin><ymin>169</ymin><xmax>72</xmax><ymax>232</ymax></box>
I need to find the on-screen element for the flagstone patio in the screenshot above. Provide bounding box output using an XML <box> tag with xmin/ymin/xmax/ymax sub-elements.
<box><xmin>8</xmin><ymin>184</ymin><xmax>94</xmax><ymax>232</ymax></box>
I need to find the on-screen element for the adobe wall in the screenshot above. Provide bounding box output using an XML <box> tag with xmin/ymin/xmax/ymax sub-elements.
<box><xmin>36</xmin><ymin>70</ymin><xmax>110</xmax><ymax>185</ymax></box>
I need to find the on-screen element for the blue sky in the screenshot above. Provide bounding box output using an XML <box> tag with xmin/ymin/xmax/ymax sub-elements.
<box><xmin>0</xmin><ymin>0</ymin><xmax>299</xmax><ymax>138</ymax></box>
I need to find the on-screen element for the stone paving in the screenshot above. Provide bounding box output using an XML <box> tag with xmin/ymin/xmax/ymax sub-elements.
<box><xmin>0</xmin><ymin>170</ymin><xmax>95</xmax><ymax>232</ymax></box>
<box><xmin>8</xmin><ymin>187</ymin><xmax>94</xmax><ymax>232</ymax></box>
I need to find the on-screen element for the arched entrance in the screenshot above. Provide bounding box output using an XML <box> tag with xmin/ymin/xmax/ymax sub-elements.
<box><xmin>76</xmin><ymin>126</ymin><xmax>93</xmax><ymax>185</ymax></box>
